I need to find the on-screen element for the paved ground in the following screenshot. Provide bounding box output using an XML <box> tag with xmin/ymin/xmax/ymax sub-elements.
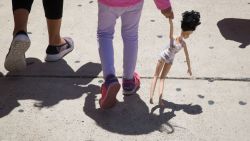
<box><xmin>0</xmin><ymin>0</ymin><xmax>250</xmax><ymax>141</ymax></box>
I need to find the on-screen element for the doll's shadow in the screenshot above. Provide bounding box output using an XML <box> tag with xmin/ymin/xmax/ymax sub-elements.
<box><xmin>151</xmin><ymin>100</ymin><xmax>203</xmax><ymax>117</ymax></box>
<box><xmin>217</xmin><ymin>18</ymin><xmax>250</xmax><ymax>48</ymax></box>
<box><xmin>149</xmin><ymin>100</ymin><xmax>202</xmax><ymax>134</ymax></box>
<box><xmin>84</xmin><ymin>93</ymin><xmax>177</xmax><ymax>135</ymax></box>
<box><xmin>0</xmin><ymin>58</ymin><xmax>101</xmax><ymax>118</ymax></box>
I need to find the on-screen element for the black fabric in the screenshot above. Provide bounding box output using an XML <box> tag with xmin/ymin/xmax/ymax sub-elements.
<box><xmin>43</xmin><ymin>0</ymin><xmax>63</xmax><ymax>19</ymax></box>
<box><xmin>105</xmin><ymin>75</ymin><xmax>119</xmax><ymax>86</ymax></box>
<box><xmin>46</xmin><ymin>43</ymin><xmax>67</xmax><ymax>54</ymax></box>
<box><xmin>12</xmin><ymin>0</ymin><xmax>34</xmax><ymax>12</ymax></box>
<box><xmin>12</xmin><ymin>0</ymin><xmax>63</xmax><ymax>19</ymax></box>
<box><xmin>15</xmin><ymin>30</ymin><xmax>28</xmax><ymax>37</ymax></box>
<box><xmin>46</xmin><ymin>45</ymin><xmax>60</xmax><ymax>54</ymax></box>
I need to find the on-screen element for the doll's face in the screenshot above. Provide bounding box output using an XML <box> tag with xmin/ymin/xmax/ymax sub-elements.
<box><xmin>181</xmin><ymin>31</ymin><xmax>193</xmax><ymax>39</ymax></box>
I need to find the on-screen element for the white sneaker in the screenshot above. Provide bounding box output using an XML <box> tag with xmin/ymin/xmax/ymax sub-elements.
<box><xmin>4</xmin><ymin>31</ymin><xmax>30</xmax><ymax>72</ymax></box>
<box><xmin>45</xmin><ymin>37</ymin><xmax>74</xmax><ymax>62</ymax></box>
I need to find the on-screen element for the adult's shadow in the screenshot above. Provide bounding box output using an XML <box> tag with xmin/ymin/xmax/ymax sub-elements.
<box><xmin>217</xmin><ymin>18</ymin><xmax>250</xmax><ymax>48</ymax></box>
<box><xmin>0</xmin><ymin>58</ymin><xmax>102</xmax><ymax>118</ymax></box>
<box><xmin>84</xmin><ymin>93</ymin><xmax>177</xmax><ymax>135</ymax></box>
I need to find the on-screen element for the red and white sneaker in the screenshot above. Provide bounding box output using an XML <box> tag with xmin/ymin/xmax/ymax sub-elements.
<box><xmin>122</xmin><ymin>72</ymin><xmax>141</xmax><ymax>95</ymax></box>
<box><xmin>99</xmin><ymin>75</ymin><xmax>120</xmax><ymax>109</ymax></box>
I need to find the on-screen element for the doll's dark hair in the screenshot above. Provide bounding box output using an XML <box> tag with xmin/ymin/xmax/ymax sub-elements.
<box><xmin>181</xmin><ymin>10</ymin><xmax>201</xmax><ymax>31</ymax></box>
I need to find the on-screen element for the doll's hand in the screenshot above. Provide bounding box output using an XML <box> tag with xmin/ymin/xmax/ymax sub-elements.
<box><xmin>161</xmin><ymin>7</ymin><xmax>174</xmax><ymax>19</ymax></box>
<box><xmin>187</xmin><ymin>69</ymin><xmax>192</xmax><ymax>76</ymax></box>
<box><xmin>150</xmin><ymin>98</ymin><xmax>154</xmax><ymax>104</ymax></box>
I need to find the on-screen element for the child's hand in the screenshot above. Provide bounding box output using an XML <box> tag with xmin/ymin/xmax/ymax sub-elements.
<box><xmin>187</xmin><ymin>69</ymin><xmax>192</xmax><ymax>76</ymax></box>
<box><xmin>161</xmin><ymin>7</ymin><xmax>174</xmax><ymax>19</ymax></box>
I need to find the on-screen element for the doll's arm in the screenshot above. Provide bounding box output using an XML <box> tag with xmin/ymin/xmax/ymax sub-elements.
<box><xmin>169</xmin><ymin>19</ymin><xmax>174</xmax><ymax>39</ymax></box>
<box><xmin>183</xmin><ymin>43</ymin><xmax>192</xmax><ymax>76</ymax></box>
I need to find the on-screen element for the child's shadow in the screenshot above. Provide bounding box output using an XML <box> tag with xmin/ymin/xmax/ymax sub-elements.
<box><xmin>84</xmin><ymin>93</ymin><xmax>202</xmax><ymax>135</ymax></box>
<box><xmin>0</xmin><ymin>58</ymin><xmax>102</xmax><ymax>118</ymax></box>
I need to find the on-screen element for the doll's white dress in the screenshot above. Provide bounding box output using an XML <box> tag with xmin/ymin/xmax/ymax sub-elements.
<box><xmin>159</xmin><ymin>38</ymin><xmax>184</xmax><ymax>64</ymax></box>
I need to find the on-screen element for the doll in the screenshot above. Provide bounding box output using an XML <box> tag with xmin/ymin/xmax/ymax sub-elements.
<box><xmin>149</xmin><ymin>10</ymin><xmax>201</xmax><ymax>106</ymax></box>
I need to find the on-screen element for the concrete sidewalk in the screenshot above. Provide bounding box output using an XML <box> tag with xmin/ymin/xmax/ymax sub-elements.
<box><xmin>0</xmin><ymin>0</ymin><xmax>249</xmax><ymax>141</ymax></box>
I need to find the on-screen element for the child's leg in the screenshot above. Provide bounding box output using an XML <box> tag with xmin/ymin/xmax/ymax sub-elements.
<box><xmin>121</xmin><ymin>1</ymin><xmax>143</xmax><ymax>79</ymax></box>
<box><xmin>97</xmin><ymin>2</ymin><xmax>119</xmax><ymax>79</ymax></box>
<box><xmin>97</xmin><ymin>3</ymin><xmax>124</xmax><ymax>109</ymax></box>
<box><xmin>159</xmin><ymin>63</ymin><xmax>171</xmax><ymax>106</ymax></box>
<box><xmin>150</xmin><ymin>60</ymin><xmax>165</xmax><ymax>104</ymax></box>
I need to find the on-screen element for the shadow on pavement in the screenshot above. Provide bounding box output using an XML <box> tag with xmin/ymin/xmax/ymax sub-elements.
<box><xmin>217</xmin><ymin>18</ymin><xmax>250</xmax><ymax>48</ymax></box>
<box><xmin>83</xmin><ymin>93</ymin><xmax>202</xmax><ymax>135</ymax></box>
<box><xmin>0</xmin><ymin>58</ymin><xmax>102</xmax><ymax>118</ymax></box>
<box><xmin>151</xmin><ymin>100</ymin><xmax>202</xmax><ymax>116</ymax></box>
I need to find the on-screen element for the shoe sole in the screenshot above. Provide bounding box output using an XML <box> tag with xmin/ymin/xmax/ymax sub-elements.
<box><xmin>100</xmin><ymin>82</ymin><xmax>121</xmax><ymax>109</ymax></box>
<box><xmin>4</xmin><ymin>40</ymin><xmax>30</xmax><ymax>72</ymax></box>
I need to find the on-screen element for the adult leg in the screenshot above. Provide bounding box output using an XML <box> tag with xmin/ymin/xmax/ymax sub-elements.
<box><xmin>12</xmin><ymin>0</ymin><xmax>33</xmax><ymax>35</ymax></box>
<box><xmin>43</xmin><ymin>0</ymin><xmax>64</xmax><ymax>45</ymax></box>
<box><xmin>43</xmin><ymin>0</ymin><xmax>74</xmax><ymax>61</ymax></box>
<box><xmin>4</xmin><ymin>0</ymin><xmax>33</xmax><ymax>72</ymax></box>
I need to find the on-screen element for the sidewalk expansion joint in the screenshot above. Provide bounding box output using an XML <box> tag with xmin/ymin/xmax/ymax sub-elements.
<box><xmin>1</xmin><ymin>75</ymin><xmax>250</xmax><ymax>82</ymax></box>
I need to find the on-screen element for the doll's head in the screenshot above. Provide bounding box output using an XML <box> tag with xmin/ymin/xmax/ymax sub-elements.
<box><xmin>181</xmin><ymin>10</ymin><xmax>201</xmax><ymax>39</ymax></box>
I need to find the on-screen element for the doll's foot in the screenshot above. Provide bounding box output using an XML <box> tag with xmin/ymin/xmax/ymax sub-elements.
<box><xmin>159</xmin><ymin>100</ymin><xmax>165</xmax><ymax>107</ymax></box>
<box><xmin>150</xmin><ymin>98</ymin><xmax>154</xmax><ymax>104</ymax></box>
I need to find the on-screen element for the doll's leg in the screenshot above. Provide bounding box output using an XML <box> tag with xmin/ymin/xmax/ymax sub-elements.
<box><xmin>150</xmin><ymin>60</ymin><xmax>165</xmax><ymax>104</ymax></box>
<box><xmin>159</xmin><ymin>63</ymin><xmax>172</xmax><ymax>106</ymax></box>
